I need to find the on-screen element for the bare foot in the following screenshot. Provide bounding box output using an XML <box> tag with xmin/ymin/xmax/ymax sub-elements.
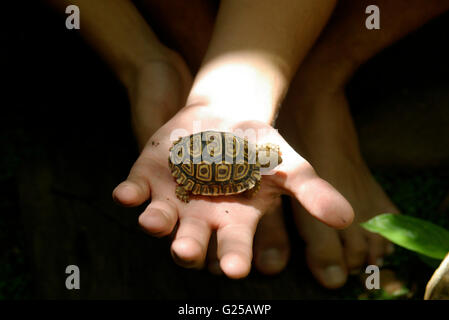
<box><xmin>253</xmin><ymin>198</ymin><xmax>290</xmax><ymax>275</ymax></box>
<box><xmin>279</xmin><ymin>88</ymin><xmax>399</xmax><ymax>289</ymax></box>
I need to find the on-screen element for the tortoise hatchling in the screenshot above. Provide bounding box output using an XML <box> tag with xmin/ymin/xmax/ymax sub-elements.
<box><xmin>168</xmin><ymin>131</ymin><xmax>282</xmax><ymax>203</ymax></box>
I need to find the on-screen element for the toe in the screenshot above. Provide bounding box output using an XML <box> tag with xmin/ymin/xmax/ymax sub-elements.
<box><xmin>253</xmin><ymin>199</ymin><xmax>290</xmax><ymax>275</ymax></box>
<box><xmin>306</xmin><ymin>243</ymin><xmax>347</xmax><ymax>289</ymax></box>
<box><xmin>365</xmin><ymin>233</ymin><xmax>388</xmax><ymax>266</ymax></box>
<box><xmin>340</xmin><ymin>227</ymin><xmax>368</xmax><ymax>273</ymax></box>
<box><xmin>293</xmin><ymin>200</ymin><xmax>347</xmax><ymax>289</ymax></box>
<box><xmin>305</xmin><ymin>237</ymin><xmax>348</xmax><ymax>289</ymax></box>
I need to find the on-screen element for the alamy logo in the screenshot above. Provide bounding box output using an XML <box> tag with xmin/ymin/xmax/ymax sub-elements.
<box><xmin>65</xmin><ymin>265</ymin><xmax>80</xmax><ymax>290</ymax></box>
<box><xmin>365</xmin><ymin>265</ymin><xmax>380</xmax><ymax>289</ymax></box>
<box><xmin>65</xmin><ymin>5</ymin><xmax>80</xmax><ymax>30</ymax></box>
<box><xmin>169</xmin><ymin>130</ymin><xmax>281</xmax><ymax>174</ymax></box>
<box><xmin>365</xmin><ymin>5</ymin><xmax>380</xmax><ymax>30</ymax></box>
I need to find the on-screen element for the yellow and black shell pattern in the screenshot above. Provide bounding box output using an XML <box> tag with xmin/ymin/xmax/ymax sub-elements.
<box><xmin>169</xmin><ymin>131</ymin><xmax>261</xmax><ymax>198</ymax></box>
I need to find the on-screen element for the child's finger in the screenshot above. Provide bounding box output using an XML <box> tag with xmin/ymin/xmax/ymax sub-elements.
<box><xmin>216</xmin><ymin>212</ymin><xmax>259</xmax><ymax>279</ymax></box>
<box><xmin>112</xmin><ymin>155</ymin><xmax>153</xmax><ymax>206</ymax></box>
<box><xmin>138</xmin><ymin>199</ymin><xmax>178</xmax><ymax>237</ymax></box>
<box><xmin>274</xmin><ymin>140</ymin><xmax>354</xmax><ymax>229</ymax></box>
<box><xmin>170</xmin><ymin>216</ymin><xmax>211</xmax><ymax>269</ymax></box>
<box><xmin>287</xmin><ymin>170</ymin><xmax>354</xmax><ymax>229</ymax></box>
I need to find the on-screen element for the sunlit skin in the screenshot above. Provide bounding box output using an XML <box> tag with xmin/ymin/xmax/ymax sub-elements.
<box><xmin>47</xmin><ymin>0</ymin><xmax>449</xmax><ymax>287</ymax></box>
<box><xmin>111</xmin><ymin>0</ymin><xmax>350</xmax><ymax>279</ymax></box>
<box><xmin>113</xmin><ymin>106</ymin><xmax>353</xmax><ymax>278</ymax></box>
<box><xmin>49</xmin><ymin>0</ymin><xmax>351</xmax><ymax>281</ymax></box>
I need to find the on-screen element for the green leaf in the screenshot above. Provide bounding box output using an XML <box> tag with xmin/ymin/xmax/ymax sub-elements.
<box><xmin>360</xmin><ymin>214</ymin><xmax>449</xmax><ymax>260</ymax></box>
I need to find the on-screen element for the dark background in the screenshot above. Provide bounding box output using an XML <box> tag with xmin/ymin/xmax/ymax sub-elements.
<box><xmin>1</xmin><ymin>1</ymin><xmax>449</xmax><ymax>299</ymax></box>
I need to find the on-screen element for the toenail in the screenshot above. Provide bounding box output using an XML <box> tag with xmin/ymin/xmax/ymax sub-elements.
<box><xmin>386</xmin><ymin>243</ymin><xmax>395</xmax><ymax>255</ymax></box>
<box><xmin>261</xmin><ymin>248</ymin><xmax>281</xmax><ymax>260</ymax></box>
<box><xmin>259</xmin><ymin>248</ymin><xmax>283</xmax><ymax>269</ymax></box>
<box><xmin>323</xmin><ymin>265</ymin><xmax>346</xmax><ymax>286</ymax></box>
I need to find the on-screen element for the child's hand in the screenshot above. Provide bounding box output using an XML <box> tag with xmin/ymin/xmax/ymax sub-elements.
<box><xmin>113</xmin><ymin>105</ymin><xmax>354</xmax><ymax>278</ymax></box>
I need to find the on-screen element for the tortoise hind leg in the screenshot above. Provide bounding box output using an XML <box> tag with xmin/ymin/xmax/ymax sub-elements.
<box><xmin>244</xmin><ymin>180</ymin><xmax>260</xmax><ymax>199</ymax></box>
<box><xmin>176</xmin><ymin>186</ymin><xmax>190</xmax><ymax>203</ymax></box>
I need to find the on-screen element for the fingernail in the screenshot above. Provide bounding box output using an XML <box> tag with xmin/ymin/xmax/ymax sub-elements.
<box><xmin>386</xmin><ymin>243</ymin><xmax>395</xmax><ymax>255</ymax></box>
<box><xmin>259</xmin><ymin>248</ymin><xmax>284</xmax><ymax>270</ymax></box>
<box><xmin>323</xmin><ymin>265</ymin><xmax>346</xmax><ymax>287</ymax></box>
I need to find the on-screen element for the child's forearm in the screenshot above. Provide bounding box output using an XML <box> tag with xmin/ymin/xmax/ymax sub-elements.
<box><xmin>46</xmin><ymin>0</ymin><xmax>168</xmax><ymax>88</ymax></box>
<box><xmin>188</xmin><ymin>0</ymin><xmax>336</xmax><ymax>124</ymax></box>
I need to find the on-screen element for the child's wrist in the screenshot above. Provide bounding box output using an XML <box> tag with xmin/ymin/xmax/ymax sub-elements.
<box><xmin>187</xmin><ymin>53</ymin><xmax>287</xmax><ymax>125</ymax></box>
<box><xmin>184</xmin><ymin>93</ymin><xmax>279</xmax><ymax>125</ymax></box>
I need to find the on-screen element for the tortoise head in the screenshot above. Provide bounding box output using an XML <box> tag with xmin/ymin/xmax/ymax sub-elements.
<box><xmin>256</xmin><ymin>143</ymin><xmax>282</xmax><ymax>168</ymax></box>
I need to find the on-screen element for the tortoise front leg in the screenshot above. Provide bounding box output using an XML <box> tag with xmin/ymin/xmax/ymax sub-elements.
<box><xmin>244</xmin><ymin>180</ymin><xmax>261</xmax><ymax>199</ymax></box>
<box><xmin>176</xmin><ymin>186</ymin><xmax>190</xmax><ymax>203</ymax></box>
